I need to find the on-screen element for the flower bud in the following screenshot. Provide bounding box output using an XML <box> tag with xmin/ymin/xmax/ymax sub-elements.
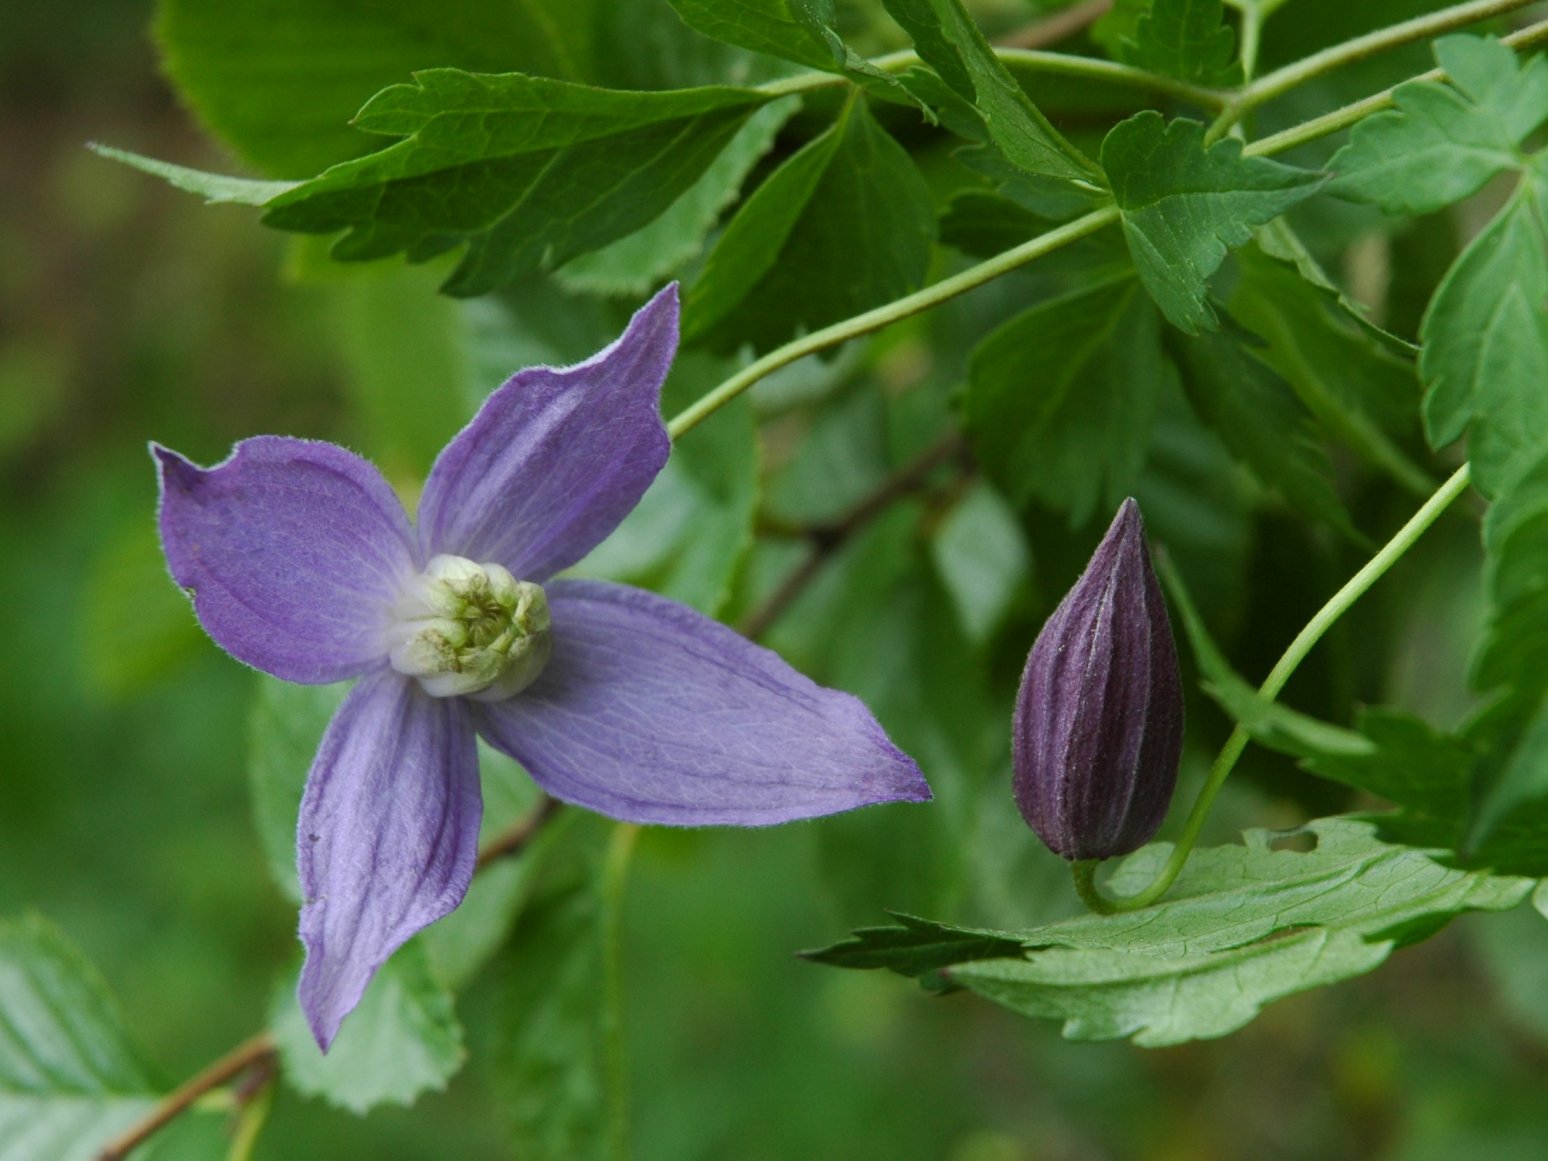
<box><xmin>1013</xmin><ymin>499</ymin><xmax>1183</xmax><ymax>860</ymax></box>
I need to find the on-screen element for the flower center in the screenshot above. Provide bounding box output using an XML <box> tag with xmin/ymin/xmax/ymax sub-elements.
<box><xmin>388</xmin><ymin>554</ymin><xmax>552</xmax><ymax>702</ymax></box>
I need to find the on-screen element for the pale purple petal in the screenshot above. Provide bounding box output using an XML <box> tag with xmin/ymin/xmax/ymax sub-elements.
<box><xmin>416</xmin><ymin>285</ymin><xmax>678</xmax><ymax>582</ymax></box>
<box><xmin>472</xmin><ymin>579</ymin><xmax>930</xmax><ymax>826</ymax></box>
<box><xmin>297</xmin><ymin>670</ymin><xmax>481</xmax><ymax>1050</ymax></box>
<box><xmin>154</xmin><ymin>438</ymin><xmax>418</xmax><ymax>683</ymax></box>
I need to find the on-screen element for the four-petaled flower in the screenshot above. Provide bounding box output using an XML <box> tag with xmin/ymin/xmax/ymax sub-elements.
<box><xmin>154</xmin><ymin>286</ymin><xmax>930</xmax><ymax>1049</ymax></box>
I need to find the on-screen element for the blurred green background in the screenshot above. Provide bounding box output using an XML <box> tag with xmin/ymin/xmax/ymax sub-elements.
<box><xmin>4</xmin><ymin>1</ymin><xmax>1548</xmax><ymax>1158</ymax></box>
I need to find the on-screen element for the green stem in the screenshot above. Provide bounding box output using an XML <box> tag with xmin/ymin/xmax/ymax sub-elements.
<box><xmin>1211</xmin><ymin>0</ymin><xmax>1542</xmax><ymax>140</ymax></box>
<box><xmin>1245</xmin><ymin>16</ymin><xmax>1548</xmax><ymax>158</ymax></box>
<box><xmin>1073</xmin><ymin>463</ymin><xmax>1474</xmax><ymax>914</ymax></box>
<box><xmin>666</xmin><ymin>206</ymin><xmax>1117</xmax><ymax>438</ymax></box>
<box><xmin>602</xmin><ymin>821</ymin><xmax>640</xmax><ymax>1161</ymax></box>
<box><xmin>757</xmin><ymin>48</ymin><xmax>1226</xmax><ymax>108</ymax></box>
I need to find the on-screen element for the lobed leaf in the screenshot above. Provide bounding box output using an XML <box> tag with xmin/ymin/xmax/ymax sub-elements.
<box><xmin>1228</xmin><ymin>243</ymin><xmax>1430</xmax><ymax>495</ymax></box>
<box><xmin>809</xmin><ymin>819</ymin><xmax>1531</xmax><ymax>1046</ymax></box>
<box><xmin>261</xmin><ymin>71</ymin><xmax>773</xmax><ymax>296</ymax></box>
<box><xmin>0</xmin><ymin>916</ymin><xmax>161</xmax><ymax>1161</ymax></box>
<box><xmin>881</xmin><ymin>0</ymin><xmax>1101</xmax><ymax>184</ymax></box>
<box><xmin>155</xmin><ymin>0</ymin><xmax>591</xmax><ymax>177</ymax></box>
<box><xmin>556</xmin><ymin>97</ymin><xmax>799</xmax><ymax>297</ymax></box>
<box><xmin>1101</xmin><ymin>112</ymin><xmax>1324</xmax><ymax>333</ymax></box>
<box><xmin>663</xmin><ymin>0</ymin><xmax>846</xmax><ymax>72</ymax></box>
<box><xmin>1330</xmin><ymin>36</ymin><xmax>1548</xmax><ymax>216</ymax></box>
<box><xmin>1419</xmin><ymin>184</ymin><xmax>1548</xmax><ymax>499</ymax></box>
<box><xmin>1128</xmin><ymin>0</ymin><xmax>1242</xmax><ymax>87</ymax></box>
<box><xmin>684</xmin><ymin>99</ymin><xmax>935</xmax><ymax>354</ymax></box>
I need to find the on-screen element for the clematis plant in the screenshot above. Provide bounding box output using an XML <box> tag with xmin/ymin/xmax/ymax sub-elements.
<box><xmin>153</xmin><ymin>285</ymin><xmax>929</xmax><ymax>1049</ymax></box>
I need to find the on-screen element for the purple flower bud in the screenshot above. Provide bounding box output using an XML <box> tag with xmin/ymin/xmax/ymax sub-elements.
<box><xmin>1013</xmin><ymin>499</ymin><xmax>1183</xmax><ymax>861</ymax></box>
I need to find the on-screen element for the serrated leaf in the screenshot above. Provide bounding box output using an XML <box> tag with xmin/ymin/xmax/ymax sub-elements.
<box><xmin>1173</xmin><ymin>323</ymin><xmax>1357</xmax><ymax>537</ymax></box>
<box><xmin>270</xmin><ymin>941</ymin><xmax>464</xmax><ymax>1114</ymax></box>
<box><xmin>824</xmin><ymin>819</ymin><xmax>1528</xmax><ymax>1046</ymax></box>
<box><xmin>1228</xmin><ymin>243</ymin><xmax>1431</xmax><ymax>495</ymax></box>
<box><xmin>684</xmin><ymin>99</ymin><xmax>935</xmax><ymax>354</ymax></box>
<box><xmin>555</xmin><ymin>96</ymin><xmax>798</xmax><ymax>297</ymax></box>
<box><xmin>1128</xmin><ymin>0</ymin><xmax>1242</xmax><ymax>87</ymax></box>
<box><xmin>156</xmin><ymin>0</ymin><xmax>591</xmax><ymax>177</ymax></box>
<box><xmin>965</xmin><ymin>275</ymin><xmax>1171</xmax><ymax>523</ymax></box>
<box><xmin>0</xmin><ymin>915</ymin><xmax>161</xmax><ymax>1161</ymax></box>
<box><xmin>800</xmin><ymin>912</ymin><xmax>1025</xmax><ymax>986</ymax></box>
<box><xmin>572</xmin><ymin>353</ymin><xmax>759</xmax><ymax>616</ymax></box>
<box><xmin>1102</xmin><ymin>112</ymin><xmax>1324</xmax><ymax>333</ymax></box>
<box><xmin>1419</xmin><ymin>184</ymin><xmax>1548</xmax><ymax>499</ymax></box>
<box><xmin>881</xmin><ymin>0</ymin><xmax>1101</xmax><ymax>184</ymax></box>
<box><xmin>662</xmin><ymin>0</ymin><xmax>846</xmax><ymax>72</ymax></box>
<box><xmin>261</xmin><ymin>71</ymin><xmax>772</xmax><ymax>296</ymax></box>
<box><xmin>1330</xmin><ymin>35</ymin><xmax>1548</xmax><ymax>215</ymax></box>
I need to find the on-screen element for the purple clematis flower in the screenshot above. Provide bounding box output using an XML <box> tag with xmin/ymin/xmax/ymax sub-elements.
<box><xmin>154</xmin><ymin>285</ymin><xmax>929</xmax><ymax>1049</ymax></box>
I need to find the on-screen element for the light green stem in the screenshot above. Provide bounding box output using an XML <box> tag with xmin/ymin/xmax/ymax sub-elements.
<box><xmin>1074</xmin><ymin>463</ymin><xmax>1474</xmax><ymax>913</ymax></box>
<box><xmin>666</xmin><ymin>206</ymin><xmax>1117</xmax><ymax>438</ymax></box>
<box><xmin>1211</xmin><ymin>0</ymin><xmax>1542</xmax><ymax>140</ymax></box>
<box><xmin>1245</xmin><ymin>17</ymin><xmax>1548</xmax><ymax>158</ymax></box>
<box><xmin>602</xmin><ymin>821</ymin><xmax>640</xmax><ymax>1161</ymax></box>
<box><xmin>758</xmin><ymin>47</ymin><xmax>1226</xmax><ymax>108</ymax></box>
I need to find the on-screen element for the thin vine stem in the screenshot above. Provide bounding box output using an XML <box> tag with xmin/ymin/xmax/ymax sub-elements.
<box><xmin>1245</xmin><ymin>16</ymin><xmax>1548</xmax><ymax>157</ymax></box>
<box><xmin>757</xmin><ymin>46</ymin><xmax>1227</xmax><ymax>107</ymax></box>
<box><xmin>666</xmin><ymin>206</ymin><xmax>1118</xmax><ymax>438</ymax></box>
<box><xmin>1211</xmin><ymin>0</ymin><xmax>1542</xmax><ymax>140</ymax></box>
<box><xmin>95</xmin><ymin>1032</ymin><xmax>278</xmax><ymax>1161</ymax></box>
<box><xmin>1074</xmin><ymin>463</ymin><xmax>1474</xmax><ymax>914</ymax></box>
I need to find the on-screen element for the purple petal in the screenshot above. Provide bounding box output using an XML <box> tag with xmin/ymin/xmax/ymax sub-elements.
<box><xmin>154</xmin><ymin>438</ymin><xmax>418</xmax><ymax>683</ymax></box>
<box><xmin>472</xmin><ymin>579</ymin><xmax>930</xmax><ymax>826</ymax></box>
<box><xmin>416</xmin><ymin>285</ymin><xmax>678</xmax><ymax>582</ymax></box>
<box><xmin>297</xmin><ymin>670</ymin><xmax>481</xmax><ymax>1050</ymax></box>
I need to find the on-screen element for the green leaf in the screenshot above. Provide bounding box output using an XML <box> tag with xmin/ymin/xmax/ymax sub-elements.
<box><xmin>965</xmin><ymin>275</ymin><xmax>1172</xmax><ymax>523</ymax></box>
<box><xmin>270</xmin><ymin>941</ymin><xmax>464</xmax><ymax>1114</ymax></box>
<box><xmin>248</xmin><ymin>678</ymin><xmax>348</xmax><ymax>905</ymax></box>
<box><xmin>261</xmin><ymin>72</ymin><xmax>772</xmax><ymax>296</ymax></box>
<box><xmin>155</xmin><ymin>0</ymin><xmax>591</xmax><ymax>177</ymax></box>
<box><xmin>823</xmin><ymin>819</ymin><xmax>1528</xmax><ymax>1046</ymax></box>
<box><xmin>880</xmin><ymin>0</ymin><xmax>1101</xmax><ymax>184</ymax></box>
<box><xmin>662</xmin><ymin>0</ymin><xmax>846</xmax><ymax>72</ymax></box>
<box><xmin>1330</xmin><ymin>36</ymin><xmax>1548</xmax><ymax>215</ymax></box>
<box><xmin>328</xmin><ymin>260</ymin><xmax>476</xmax><ymax>477</ymax></box>
<box><xmin>1173</xmin><ymin>323</ymin><xmax>1356</xmax><ymax>537</ymax></box>
<box><xmin>1127</xmin><ymin>0</ymin><xmax>1242</xmax><ymax>87</ymax></box>
<box><xmin>1101</xmin><ymin>112</ymin><xmax>1324</xmax><ymax>334</ymax></box>
<box><xmin>0</xmin><ymin>915</ymin><xmax>161</xmax><ymax>1161</ymax></box>
<box><xmin>487</xmin><ymin>816</ymin><xmax>619</xmax><ymax>1161</ymax></box>
<box><xmin>555</xmin><ymin>96</ymin><xmax>798</xmax><ymax>297</ymax></box>
<box><xmin>930</xmin><ymin>480</ymin><xmax>1032</xmax><ymax>645</ymax></box>
<box><xmin>685</xmin><ymin>99</ymin><xmax>935</xmax><ymax>354</ymax></box>
<box><xmin>572</xmin><ymin>353</ymin><xmax>759</xmax><ymax>616</ymax></box>
<box><xmin>1463</xmin><ymin>448</ymin><xmax>1548</xmax><ymax>871</ymax></box>
<box><xmin>1160</xmin><ymin>550</ymin><xmax>1470</xmax><ymax>821</ymax></box>
<box><xmin>1419</xmin><ymin>183</ymin><xmax>1548</xmax><ymax>498</ymax></box>
<box><xmin>86</xmin><ymin>144</ymin><xmax>296</xmax><ymax>204</ymax></box>
<box><xmin>1228</xmin><ymin>243</ymin><xmax>1431</xmax><ymax>495</ymax></box>
<box><xmin>800</xmin><ymin>912</ymin><xmax>1026</xmax><ymax>988</ymax></box>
